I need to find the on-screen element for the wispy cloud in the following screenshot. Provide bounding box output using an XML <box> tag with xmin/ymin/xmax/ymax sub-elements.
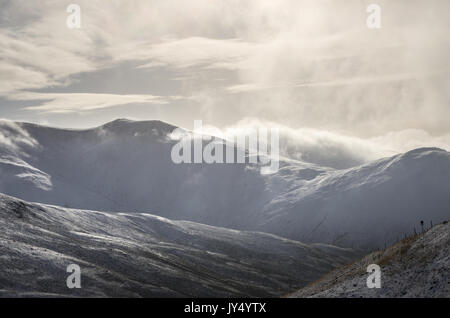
<box><xmin>133</xmin><ymin>37</ymin><xmax>260</xmax><ymax>70</ymax></box>
<box><xmin>197</xmin><ymin>118</ymin><xmax>450</xmax><ymax>169</ymax></box>
<box><xmin>0</xmin><ymin>119</ymin><xmax>38</xmax><ymax>155</ymax></box>
<box><xmin>11</xmin><ymin>92</ymin><xmax>171</xmax><ymax>114</ymax></box>
<box><xmin>0</xmin><ymin>0</ymin><xmax>449</xmax><ymax>149</ymax></box>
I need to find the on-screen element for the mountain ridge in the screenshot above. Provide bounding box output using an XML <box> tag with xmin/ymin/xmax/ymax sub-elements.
<box><xmin>1</xmin><ymin>119</ymin><xmax>449</xmax><ymax>249</ymax></box>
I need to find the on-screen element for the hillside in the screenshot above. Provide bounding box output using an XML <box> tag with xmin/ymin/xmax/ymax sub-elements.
<box><xmin>257</xmin><ymin>148</ymin><xmax>450</xmax><ymax>248</ymax></box>
<box><xmin>289</xmin><ymin>221</ymin><xmax>450</xmax><ymax>297</ymax></box>
<box><xmin>0</xmin><ymin>193</ymin><xmax>358</xmax><ymax>297</ymax></box>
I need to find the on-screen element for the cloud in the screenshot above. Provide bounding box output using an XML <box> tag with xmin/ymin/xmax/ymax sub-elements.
<box><xmin>11</xmin><ymin>92</ymin><xmax>170</xmax><ymax>114</ymax></box>
<box><xmin>369</xmin><ymin>130</ymin><xmax>450</xmax><ymax>155</ymax></box>
<box><xmin>0</xmin><ymin>25</ymin><xmax>97</xmax><ymax>95</ymax></box>
<box><xmin>0</xmin><ymin>119</ymin><xmax>38</xmax><ymax>155</ymax></box>
<box><xmin>0</xmin><ymin>60</ymin><xmax>51</xmax><ymax>94</ymax></box>
<box><xmin>194</xmin><ymin>118</ymin><xmax>450</xmax><ymax>169</ymax></box>
<box><xmin>0</xmin><ymin>0</ymin><xmax>449</xmax><ymax>143</ymax></box>
<box><xmin>134</xmin><ymin>37</ymin><xmax>260</xmax><ymax>70</ymax></box>
<box><xmin>217</xmin><ymin>119</ymin><xmax>389</xmax><ymax>169</ymax></box>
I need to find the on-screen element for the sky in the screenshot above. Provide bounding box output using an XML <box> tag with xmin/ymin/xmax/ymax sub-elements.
<box><xmin>1</xmin><ymin>0</ymin><xmax>450</xmax><ymax>164</ymax></box>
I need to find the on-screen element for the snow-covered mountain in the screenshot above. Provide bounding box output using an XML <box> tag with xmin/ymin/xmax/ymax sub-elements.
<box><xmin>1</xmin><ymin>119</ymin><xmax>449</xmax><ymax>249</ymax></box>
<box><xmin>0</xmin><ymin>193</ymin><xmax>358</xmax><ymax>297</ymax></box>
<box><xmin>256</xmin><ymin>147</ymin><xmax>450</xmax><ymax>248</ymax></box>
<box><xmin>289</xmin><ymin>221</ymin><xmax>450</xmax><ymax>298</ymax></box>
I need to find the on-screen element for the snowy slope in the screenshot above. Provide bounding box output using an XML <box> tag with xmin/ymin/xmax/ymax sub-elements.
<box><xmin>289</xmin><ymin>221</ymin><xmax>450</xmax><ymax>298</ymax></box>
<box><xmin>0</xmin><ymin>193</ymin><xmax>358</xmax><ymax>297</ymax></box>
<box><xmin>1</xmin><ymin>119</ymin><xmax>450</xmax><ymax>249</ymax></box>
<box><xmin>0</xmin><ymin>119</ymin><xmax>327</xmax><ymax>227</ymax></box>
<box><xmin>256</xmin><ymin>148</ymin><xmax>450</xmax><ymax>248</ymax></box>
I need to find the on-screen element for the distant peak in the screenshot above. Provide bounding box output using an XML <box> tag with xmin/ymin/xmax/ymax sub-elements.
<box><xmin>386</xmin><ymin>147</ymin><xmax>450</xmax><ymax>168</ymax></box>
<box><xmin>101</xmin><ymin>118</ymin><xmax>134</xmax><ymax>128</ymax></box>
<box><xmin>403</xmin><ymin>147</ymin><xmax>447</xmax><ymax>155</ymax></box>
<box><xmin>109</xmin><ymin>118</ymin><xmax>133</xmax><ymax>123</ymax></box>
<box><xmin>100</xmin><ymin>118</ymin><xmax>178</xmax><ymax>135</ymax></box>
<box><xmin>397</xmin><ymin>147</ymin><xmax>448</xmax><ymax>161</ymax></box>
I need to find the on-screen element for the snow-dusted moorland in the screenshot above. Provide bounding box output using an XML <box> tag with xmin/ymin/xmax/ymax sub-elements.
<box><xmin>0</xmin><ymin>193</ymin><xmax>358</xmax><ymax>297</ymax></box>
<box><xmin>289</xmin><ymin>221</ymin><xmax>450</xmax><ymax>298</ymax></box>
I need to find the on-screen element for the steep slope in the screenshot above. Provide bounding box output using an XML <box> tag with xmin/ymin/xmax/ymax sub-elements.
<box><xmin>256</xmin><ymin>148</ymin><xmax>450</xmax><ymax>248</ymax></box>
<box><xmin>1</xmin><ymin>119</ymin><xmax>450</xmax><ymax>249</ymax></box>
<box><xmin>289</xmin><ymin>221</ymin><xmax>450</xmax><ymax>298</ymax></box>
<box><xmin>0</xmin><ymin>193</ymin><xmax>358</xmax><ymax>297</ymax></box>
<box><xmin>0</xmin><ymin>119</ymin><xmax>327</xmax><ymax>228</ymax></box>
